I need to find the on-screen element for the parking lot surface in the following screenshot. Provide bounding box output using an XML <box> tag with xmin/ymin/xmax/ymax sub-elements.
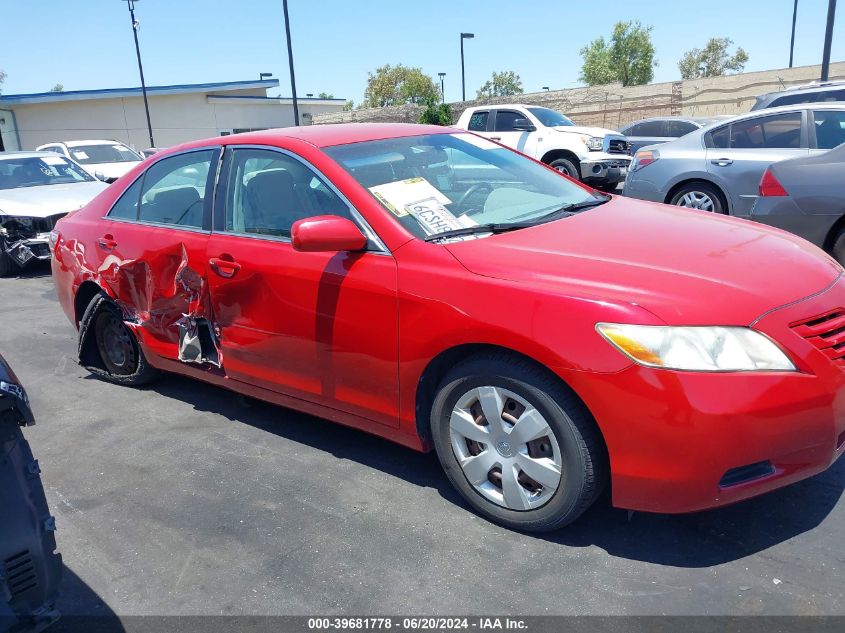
<box><xmin>1</xmin><ymin>266</ymin><xmax>843</xmax><ymax>617</ymax></box>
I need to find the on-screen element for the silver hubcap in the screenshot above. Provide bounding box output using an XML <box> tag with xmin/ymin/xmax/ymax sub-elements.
<box><xmin>449</xmin><ymin>386</ymin><xmax>562</xmax><ymax>511</ymax></box>
<box><xmin>553</xmin><ymin>164</ymin><xmax>573</xmax><ymax>177</ymax></box>
<box><xmin>677</xmin><ymin>191</ymin><xmax>715</xmax><ymax>211</ymax></box>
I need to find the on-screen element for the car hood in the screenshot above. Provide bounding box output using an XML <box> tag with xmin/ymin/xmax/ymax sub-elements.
<box><xmin>552</xmin><ymin>125</ymin><xmax>623</xmax><ymax>138</ymax></box>
<box><xmin>80</xmin><ymin>161</ymin><xmax>140</xmax><ymax>180</ymax></box>
<box><xmin>0</xmin><ymin>181</ymin><xmax>109</xmax><ymax>218</ymax></box>
<box><xmin>445</xmin><ymin>197</ymin><xmax>842</xmax><ymax>325</ymax></box>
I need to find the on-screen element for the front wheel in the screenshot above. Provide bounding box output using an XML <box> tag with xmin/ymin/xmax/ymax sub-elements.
<box><xmin>548</xmin><ymin>157</ymin><xmax>581</xmax><ymax>180</ymax></box>
<box><xmin>430</xmin><ymin>353</ymin><xmax>607</xmax><ymax>532</ymax></box>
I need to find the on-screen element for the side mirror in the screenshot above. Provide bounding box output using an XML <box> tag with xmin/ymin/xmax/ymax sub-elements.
<box><xmin>94</xmin><ymin>171</ymin><xmax>108</xmax><ymax>182</ymax></box>
<box><xmin>512</xmin><ymin>118</ymin><xmax>536</xmax><ymax>132</ymax></box>
<box><xmin>291</xmin><ymin>215</ymin><xmax>367</xmax><ymax>253</ymax></box>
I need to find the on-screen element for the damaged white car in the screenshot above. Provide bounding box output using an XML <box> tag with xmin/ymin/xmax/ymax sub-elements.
<box><xmin>0</xmin><ymin>152</ymin><xmax>108</xmax><ymax>276</ymax></box>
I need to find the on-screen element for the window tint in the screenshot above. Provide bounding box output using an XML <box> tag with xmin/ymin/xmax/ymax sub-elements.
<box><xmin>108</xmin><ymin>178</ymin><xmax>143</xmax><ymax>219</ymax></box>
<box><xmin>813</xmin><ymin>110</ymin><xmax>845</xmax><ymax>149</ymax></box>
<box><xmin>633</xmin><ymin>120</ymin><xmax>666</xmax><ymax>137</ymax></box>
<box><xmin>768</xmin><ymin>93</ymin><xmax>813</xmax><ymax>108</ymax></box>
<box><xmin>814</xmin><ymin>89</ymin><xmax>845</xmax><ymax>104</ymax></box>
<box><xmin>494</xmin><ymin>110</ymin><xmax>523</xmax><ymax>132</ymax></box>
<box><xmin>224</xmin><ymin>149</ymin><xmax>350</xmax><ymax>238</ymax></box>
<box><xmin>706</xmin><ymin>125</ymin><xmax>730</xmax><ymax>149</ymax></box>
<box><xmin>729</xmin><ymin>112</ymin><xmax>802</xmax><ymax>149</ymax></box>
<box><xmin>666</xmin><ymin>120</ymin><xmax>698</xmax><ymax>137</ymax></box>
<box><xmin>137</xmin><ymin>150</ymin><xmax>214</xmax><ymax>227</ymax></box>
<box><xmin>467</xmin><ymin>111</ymin><xmax>489</xmax><ymax>132</ymax></box>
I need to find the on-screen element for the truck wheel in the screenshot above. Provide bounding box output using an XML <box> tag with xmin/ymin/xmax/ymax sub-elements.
<box><xmin>430</xmin><ymin>352</ymin><xmax>607</xmax><ymax>532</ymax></box>
<box><xmin>549</xmin><ymin>158</ymin><xmax>580</xmax><ymax>180</ymax></box>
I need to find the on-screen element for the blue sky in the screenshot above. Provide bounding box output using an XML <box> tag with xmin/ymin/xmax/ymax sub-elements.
<box><xmin>1</xmin><ymin>0</ymin><xmax>841</xmax><ymax>103</ymax></box>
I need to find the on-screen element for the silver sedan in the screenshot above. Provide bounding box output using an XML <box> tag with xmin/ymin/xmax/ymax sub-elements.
<box><xmin>623</xmin><ymin>103</ymin><xmax>845</xmax><ymax>216</ymax></box>
<box><xmin>0</xmin><ymin>152</ymin><xmax>108</xmax><ymax>276</ymax></box>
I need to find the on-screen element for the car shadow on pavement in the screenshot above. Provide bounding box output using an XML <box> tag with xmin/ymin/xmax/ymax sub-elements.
<box><xmin>145</xmin><ymin>373</ymin><xmax>843</xmax><ymax>569</ymax></box>
<box><xmin>51</xmin><ymin>565</ymin><xmax>124</xmax><ymax>632</ymax></box>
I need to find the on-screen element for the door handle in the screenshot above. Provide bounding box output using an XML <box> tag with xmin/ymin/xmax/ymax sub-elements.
<box><xmin>209</xmin><ymin>256</ymin><xmax>241</xmax><ymax>279</ymax></box>
<box><xmin>96</xmin><ymin>234</ymin><xmax>117</xmax><ymax>251</ymax></box>
<box><xmin>710</xmin><ymin>158</ymin><xmax>734</xmax><ymax>166</ymax></box>
<box><xmin>490</xmin><ymin>136</ymin><xmax>501</xmax><ymax>141</ymax></box>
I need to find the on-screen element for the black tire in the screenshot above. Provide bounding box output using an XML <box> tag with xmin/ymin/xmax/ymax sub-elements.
<box><xmin>548</xmin><ymin>157</ymin><xmax>581</xmax><ymax>180</ymax></box>
<box><xmin>430</xmin><ymin>352</ymin><xmax>607</xmax><ymax>532</ymax></box>
<box><xmin>89</xmin><ymin>299</ymin><xmax>159</xmax><ymax>386</ymax></box>
<box><xmin>0</xmin><ymin>243</ymin><xmax>15</xmax><ymax>278</ymax></box>
<box><xmin>669</xmin><ymin>182</ymin><xmax>727</xmax><ymax>214</ymax></box>
<box><xmin>831</xmin><ymin>227</ymin><xmax>845</xmax><ymax>267</ymax></box>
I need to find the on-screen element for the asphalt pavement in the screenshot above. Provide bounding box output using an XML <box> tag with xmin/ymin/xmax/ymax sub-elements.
<box><xmin>1</xmin><ymin>265</ymin><xmax>843</xmax><ymax>617</ymax></box>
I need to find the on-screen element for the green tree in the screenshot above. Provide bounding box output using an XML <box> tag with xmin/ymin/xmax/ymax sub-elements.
<box><xmin>343</xmin><ymin>99</ymin><xmax>354</xmax><ymax>111</ymax></box>
<box><xmin>579</xmin><ymin>21</ymin><xmax>656</xmax><ymax>86</ymax></box>
<box><xmin>318</xmin><ymin>92</ymin><xmax>334</xmax><ymax>99</ymax></box>
<box><xmin>362</xmin><ymin>64</ymin><xmax>439</xmax><ymax>108</ymax></box>
<box><xmin>50</xmin><ymin>83</ymin><xmax>64</xmax><ymax>92</ymax></box>
<box><xmin>475</xmin><ymin>71</ymin><xmax>523</xmax><ymax>99</ymax></box>
<box><xmin>678</xmin><ymin>38</ymin><xmax>749</xmax><ymax>79</ymax></box>
<box><xmin>418</xmin><ymin>97</ymin><xmax>452</xmax><ymax>125</ymax></box>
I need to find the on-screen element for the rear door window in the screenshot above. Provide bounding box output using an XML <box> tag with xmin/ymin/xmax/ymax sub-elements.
<box><xmin>633</xmin><ymin>120</ymin><xmax>666</xmax><ymax>137</ymax></box>
<box><xmin>136</xmin><ymin>150</ymin><xmax>216</xmax><ymax>228</ymax></box>
<box><xmin>666</xmin><ymin>120</ymin><xmax>698</xmax><ymax>137</ymax></box>
<box><xmin>467</xmin><ymin>111</ymin><xmax>489</xmax><ymax>132</ymax></box>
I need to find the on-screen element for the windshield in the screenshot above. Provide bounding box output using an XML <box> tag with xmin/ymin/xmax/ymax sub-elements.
<box><xmin>324</xmin><ymin>133</ymin><xmax>602</xmax><ymax>240</ymax></box>
<box><xmin>527</xmin><ymin>107</ymin><xmax>574</xmax><ymax>127</ymax></box>
<box><xmin>69</xmin><ymin>143</ymin><xmax>142</xmax><ymax>164</ymax></box>
<box><xmin>0</xmin><ymin>155</ymin><xmax>95</xmax><ymax>189</ymax></box>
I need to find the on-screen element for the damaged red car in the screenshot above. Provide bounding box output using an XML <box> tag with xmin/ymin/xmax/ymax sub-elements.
<box><xmin>51</xmin><ymin>124</ymin><xmax>845</xmax><ymax>531</ymax></box>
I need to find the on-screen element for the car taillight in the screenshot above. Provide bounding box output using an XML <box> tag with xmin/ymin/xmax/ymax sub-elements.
<box><xmin>759</xmin><ymin>168</ymin><xmax>788</xmax><ymax>197</ymax></box>
<box><xmin>632</xmin><ymin>149</ymin><xmax>658</xmax><ymax>171</ymax></box>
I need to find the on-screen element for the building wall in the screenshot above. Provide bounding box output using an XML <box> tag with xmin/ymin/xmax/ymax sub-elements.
<box><xmin>313</xmin><ymin>61</ymin><xmax>845</xmax><ymax>129</ymax></box>
<box><xmin>8</xmin><ymin>89</ymin><xmax>344</xmax><ymax>151</ymax></box>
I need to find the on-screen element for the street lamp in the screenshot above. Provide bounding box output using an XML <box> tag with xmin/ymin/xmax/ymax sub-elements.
<box><xmin>281</xmin><ymin>0</ymin><xmax>300</xmax><ymax>125</ymax></box>
<box><xmin>260</xmin><ymin>72</ymin><xmax>274</xmax><ymax>81</ymax></box>
<box><xmin>438</xmin><ymin>73</ymin><xmax>446</xmax><ymax>103</ymax></box>
<box><xmin>821</xmin><ymin>0</ymin><xmax>837</xmax><ymax>81</ymax></box>
<box><xmin>460</xmin><ymin>33</ymin><xmax>474</xmax><ymax>101</ymax></box>
<box><xmin>120</xmin><ymin>0</ymin><xmax>154</xmax><ymax>147</ymax></box>
<box><xmin>542</xmin><ymin>86</ymin><xmax>550</xmax><ymax>91</ymax></box>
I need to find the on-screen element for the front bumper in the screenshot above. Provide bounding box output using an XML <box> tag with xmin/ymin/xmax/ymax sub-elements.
<box><xmin>3</xmin><ymin>237</ymin><xmax>52</xmax><ymax>268</ymax></box>
<box><xmin>570</xmin><ymin>276</ymin><xmax>845</xmax><ymax>514</ymax></box>
<box><xmin>580</xmin><ymin>153</ymin><xmax>631</xmax><ymax>185</ymax></box>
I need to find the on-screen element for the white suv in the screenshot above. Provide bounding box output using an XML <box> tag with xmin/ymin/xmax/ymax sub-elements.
<box><xmin>455</xmin><ymin>104</ymin><xmax>631</xmax><ymax>188</ymax></box>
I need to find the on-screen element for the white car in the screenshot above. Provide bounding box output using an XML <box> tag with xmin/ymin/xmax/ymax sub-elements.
<box><xmin>455</xmin><ymin>104</ymin><xmax>631</xmax><ymax>188</ymax></box>
<box><xmin>35</xmin><ymin>139</ymin><xmax>143</xmax><ymax>182</ymax></box>
<box><xmin>0</xmin><ymin>152</ymin><xmax>108</xmax><ymax>276</ymax></box>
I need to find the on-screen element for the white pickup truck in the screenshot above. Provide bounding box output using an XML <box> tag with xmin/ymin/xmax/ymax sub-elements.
<box><xmin>455</xmin><ymin>104</ymin><xmax>631</xmax><ymax>188</ymax></box>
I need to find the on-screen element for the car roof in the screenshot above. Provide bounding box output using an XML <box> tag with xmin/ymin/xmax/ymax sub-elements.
<box><xmin>63</xmin><ymin>139</ymin><xmax>127</xmax><ymax>147</ymax></box>
<box><xmin>0</xmin><ymin>151</ymin><xmax>57</xmax><ymax>160</ymax></box>
<box><xmin>176</xmin><ymin>123</ymin><xmax>457</xmax><ymax>151</ymax></box>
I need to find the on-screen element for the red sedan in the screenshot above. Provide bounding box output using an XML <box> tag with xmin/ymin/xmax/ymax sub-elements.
<box><xmin>50</xmin><ymin>124</ymin><xmax>845</xmax><ymax>531</ymax></box>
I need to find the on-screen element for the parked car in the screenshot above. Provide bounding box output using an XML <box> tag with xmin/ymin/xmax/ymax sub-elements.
<box><xmin>619</xmin><ymin>116</ymin><xmax>732</xmax><ymax>154</ymax></box>
<box><xmin>51</xmin><ymin>124</ymin><xmax>844</xmax><ymax>532</ymax></box>
<box><xmin>0</xmin><ymin>152</ymin><xmax>108</xmax><ymax>276</ymax></box>
<box><xmin>751</xmin><ymin>80</ymin><xmax>845</xmax><ymax>111</ymax></box>
<box><xmin>35</xmin><ymin>140</ymin><xmax>143</xmax><ymax>182</ymax></box>
<box><xmin>624</xmin><ymin>103</ymin><xmax>845</xmax><ymax>215</ymax></box>
<box><xmin>750</xmin><ymin>141</ymin><xmax>845</xmax><ymax>264</ymax></box>
<box><xmin>0</xmin><ymin>352</ymin><xmax>62</xmax><ymax>632</ymax></box>
<box><xmin>455</xmin><ymin>104</ymin><xmax>631</xmax><ymax>189</ymax></box>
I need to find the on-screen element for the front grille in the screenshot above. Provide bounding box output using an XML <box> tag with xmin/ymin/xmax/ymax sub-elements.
<box><xmin>3</xmin><ymin>550</ymin><xmax>37</xmax><ymax>597</ymax></box>
<box><xmin>790</xmin><ymin>308</ymin><xmax>845</xmax><ymax>364</ymax></box>
<box><xmin>0</xmin><ymin>212</ymin><xmax>66</xmax><ymax>240</ymax></box>
<box><xmin>607</xmin><ymin>139</ymin><xmax>630</xmax><ymax>154</ymax></box>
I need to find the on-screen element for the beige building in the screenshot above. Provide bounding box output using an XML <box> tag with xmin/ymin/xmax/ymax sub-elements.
<box><xmin>0</xmin><ymin>79</ymin><xmax>346</xmax><ymax>152</ymax></box>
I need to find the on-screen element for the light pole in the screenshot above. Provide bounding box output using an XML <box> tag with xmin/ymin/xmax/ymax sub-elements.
<box><xmin>789</xmin><ymin>0</ymin><xmax>798</xmax><ymax>67</ymax></box>
<box><xmin>121</xmin><ymin>0</ymin><xmax>154</xmax><ymax>147</ymax></box>
<box><xmin>460</xmin><ymin>33</ymin><xmax>474</xmax><ymax>101</ymax></box>
<box><xmin>821</xmin><ymin>0</ymin><xmax>837</xmax><ymax>81</ymax></box>
<box><xmin>542</xmin><ymin>86</ymin><xmax>550</xmax><ymax>91</ymax></box>
<box><xmin>282</xmin><ymin>0</ymin><xmax>300</xmax><ymax>125</ymax></box>
<box><xmin>438</xmin><ymin>73</ymin><xmax>446</xmax><ymax>103</ymax></box>
<box><xmin>260</xmin><ymin>72</ymin><xmax>273</xmax><ymax>81</ymax></box>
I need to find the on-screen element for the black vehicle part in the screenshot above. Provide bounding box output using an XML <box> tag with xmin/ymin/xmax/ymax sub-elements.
<box><xmin>0</xmin><ymin>397</ymin><xmax>62</xmax><ymax>632</ymax></box>
<box><xmin>77</xmin><ymin>293</ymin><xmax>159</xmax><ymax>386</ymax></box>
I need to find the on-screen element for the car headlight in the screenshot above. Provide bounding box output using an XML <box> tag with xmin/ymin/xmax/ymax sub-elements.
<box><xmin>596</xmin><ymin>323</ymin><xmax>796</xmax><ymax>372</ymax></box>
<box><xmin>581</xmin><ymin>136</ymin><xmax>604</xmax><ymax>151</ymax></box>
